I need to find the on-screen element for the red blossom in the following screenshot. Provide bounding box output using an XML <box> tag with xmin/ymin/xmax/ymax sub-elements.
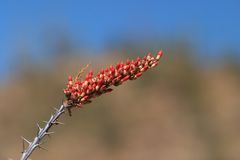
<box><xmin>64</xmin><ymin>50</ymin><xmax>163</xmax><ymax>107</ymax></box>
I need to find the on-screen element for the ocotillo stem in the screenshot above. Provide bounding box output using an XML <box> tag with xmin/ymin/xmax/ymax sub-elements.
<box><xmin>20</xmin><ymin>104</ymin><xmax>66</xmax><ymax>160</ymax></box>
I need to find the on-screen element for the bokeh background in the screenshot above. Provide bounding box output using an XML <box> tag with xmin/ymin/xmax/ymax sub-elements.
<box><xmin>1</xmin><ymin>1</ymin><xmax>240</xmax><ymax>160</ymax></box>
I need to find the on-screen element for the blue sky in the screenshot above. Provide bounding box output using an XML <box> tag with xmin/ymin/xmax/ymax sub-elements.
<box><xmin>0</xmin><ymin>0</ymin><xmax>240</xmax><ymax>80</ymax></box>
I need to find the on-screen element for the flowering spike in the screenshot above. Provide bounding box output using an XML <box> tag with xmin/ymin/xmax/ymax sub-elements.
<box><xmin>64</xmin><ymin>51</ymin><xmax>163</xmax><ymax>108</ymax></box>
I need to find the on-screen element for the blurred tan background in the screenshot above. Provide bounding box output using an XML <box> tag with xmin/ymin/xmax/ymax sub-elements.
<box><xmin>1</xmin><ymin>1</ymin><xmax>240</xmax><ymax>160</ymax></box>
<box><xmin>1</xmin><ymin>42</ymin><xmax>240</xmax><ymax>160</ymax></box>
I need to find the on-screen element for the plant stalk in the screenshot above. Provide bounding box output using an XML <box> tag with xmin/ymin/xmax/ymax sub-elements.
<box><xmin>20</xmin><ymin>104</ymin><xmax>67</xmax><ymax>160</ymax></box>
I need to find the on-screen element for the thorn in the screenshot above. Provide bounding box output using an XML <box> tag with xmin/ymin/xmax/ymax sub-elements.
<box><xmin>53</xmin><ymin>107</ymin><xmax>58</xmax><ymax>112</ymax></box>
<box><xmin>54</xmin><ymin>121</ymin><xmax>64</xmax><ymax>125</ymax></box>
<box><xmin>22</xmin><ymin>138</ymin><xmax>25</xmax><ymax>153</ymax></box>
<box><xmin>21</xmin><ymin>136</ymin><xmax>31</xmax><ymax>145</ymax></box>
<box><xmin>39</xmin><ymin>140</ymin><xmax>47</xmax><ymax>146</ymax></box>
<box><xmin>38</xmin><ymin>145</ymin><xmax>48</xmax><ymax>151</ymax></box>
<box><xmin>45</xmin><ymin>131</ymin><xmax>54</xmax><ymax>135</ymax></box>
<box><xmin>43</xmin><ymin>120</ymin><xmax>48</xmax><ymax>124</ymax></box>
<box><xmin>37</xmin><ymin>123</ymin><xmax>42</xmax><ymax>131</ymax></box>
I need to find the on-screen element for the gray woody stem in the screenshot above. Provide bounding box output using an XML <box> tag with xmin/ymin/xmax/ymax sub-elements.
<box><xmin>20</xmin><ymin>104</ymin><xmax>67</xmax><ymax>160</ymax></box>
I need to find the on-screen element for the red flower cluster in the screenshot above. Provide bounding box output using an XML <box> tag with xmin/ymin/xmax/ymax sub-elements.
<box><xmin>64</xmin><ymin>50</ymin><xmax>163</xmax><ymax>108</ymax></box>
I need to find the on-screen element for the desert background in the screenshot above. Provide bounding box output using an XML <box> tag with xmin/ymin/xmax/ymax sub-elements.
<box><xmin>0</xmin><ymin>1</ymin><xmax>240</xmax><ymax>160</ymax></box>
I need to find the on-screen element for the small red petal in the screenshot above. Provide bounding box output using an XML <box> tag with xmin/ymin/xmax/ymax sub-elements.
<box><xmin>81</xmin><ymin>95</ymin><xmax>89</xmax><ymax>102</ymax></box>
<box><xmin>136</xmin><ymin>57</ymin><xmax>140</xmax><ymax>61</ymax></box>
<box><xmin>89</xmin><ymin>69</ymin><xmax>93</xmax><ymax>75</ymax></box>
<box><xmin>68</xmin><ymin>76</ymin><xmax>73</xmax><ymax>81</ymax></box>
<box><xmin>116</xmin><ymin>63</ymin><xmax>121</xmax><ymax>70</ymax></box>
<box><xmin>143</xmin><ymin>66</ymin><xmax>149</xmax><ymax>71</ymax></box>
<box><xmin>109</xmin><ymin>64</ymin><xmax>114</xmax><ymax>69</ymax></box>
<box><xmin>126</xmin><ymin>59</ymin><xmax>130</xmax><ymax>65</ymax></box>
<box><xmin>143</xmin><ymin>56</ymin><xmax>147</xmax><ymax>60</ymax></box>
<box><xmin>100</xmin><ymin>85</ymin><xmax>106</xmax><ymax>90</ymax></box>
<box><xmin>124</xmin><ymin>65</ymin><xmax>130</xmax><ymax>70</ymax></box>
<box><xmin>135</xmin><ymin>72</ymin><xmax>142</xmax><ymax>78</ymax></box>
<box><xmin>121</xmin><ymin>75</ymin><xmax>130</xmax><ymax>82</ymax></box>
<box><xmin>156</xmin><ymin>50</ymin><xmax>163</xmax><ymax>60</ymax></box>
